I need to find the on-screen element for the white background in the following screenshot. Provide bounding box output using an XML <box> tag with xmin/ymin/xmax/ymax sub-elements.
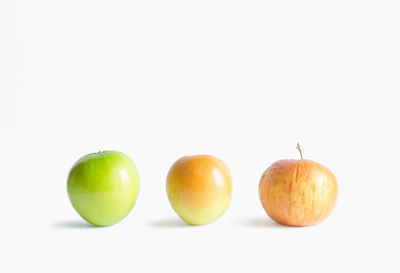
<box><xmin>1</xmin><ymin>0</ymin><xmax>399</xmax><ymax>272</ymax></box>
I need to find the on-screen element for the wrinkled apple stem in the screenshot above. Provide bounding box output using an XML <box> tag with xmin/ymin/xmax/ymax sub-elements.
<box><xmin>296</xmin><ymin>142</ymin><xmax>303</xmax><ymax>160</ymax></box>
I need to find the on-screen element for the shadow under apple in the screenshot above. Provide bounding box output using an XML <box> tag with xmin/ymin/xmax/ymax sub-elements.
<box><xmin>51</xmin><ymin>220</ymin><xmax>98</xmax><ymax>229</ymax></box>
<box><xmin>147</xmin><ymin>218</ymin><xmax>191</xmax><ymax>228</ymax></box>
<box><xmin>236</xmin><ymin>218</ymin><xmax>295</xmax><ymax>228</ymax></box>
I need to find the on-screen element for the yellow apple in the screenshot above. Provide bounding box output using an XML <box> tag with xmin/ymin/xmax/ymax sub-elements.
<box><xmin>166</xmin><ymin>155</ymin><xmax>232</xmax><ymax>225</ymax></box>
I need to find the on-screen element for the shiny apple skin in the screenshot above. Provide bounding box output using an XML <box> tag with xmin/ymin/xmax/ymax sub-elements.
<box><xmin>67</xmin><ymin>151</ymin><xmax>140</xmax><ymax>227</ymax></box>
<box><xmin>166</xmin><ymin>155</ymin><xmax>232</xmax><ymax>225</ymax></box>
<box><xmin>259</xmin><ymin>159</ymin><xmax>338</xmax><ymax>227</ymax></box>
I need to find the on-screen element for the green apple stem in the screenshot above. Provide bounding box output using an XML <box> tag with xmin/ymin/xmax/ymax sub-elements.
<box><xmin>296</xmin><ymin>142</ymin><xmax>303</xmax><ymax>160</ymax></box>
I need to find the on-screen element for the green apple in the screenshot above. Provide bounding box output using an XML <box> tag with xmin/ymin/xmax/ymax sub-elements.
<box><xmin>67</xmin><ymin>151</ymin><xmax>140</xmax><ymax>227</ymax></box>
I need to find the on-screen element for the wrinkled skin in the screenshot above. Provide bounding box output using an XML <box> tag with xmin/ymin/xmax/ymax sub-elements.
<box><xmin>259</xmin><ymin>159</ymin><xmax>338</xmax><ymax>227</ymax></box>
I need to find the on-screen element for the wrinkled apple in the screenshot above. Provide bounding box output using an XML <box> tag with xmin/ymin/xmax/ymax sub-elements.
<box><xmin>259</xmin><ymin>144</ymin><xmax>338</xmax><ymax>227</ymax></box>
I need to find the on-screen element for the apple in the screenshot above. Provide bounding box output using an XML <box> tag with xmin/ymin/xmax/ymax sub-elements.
<box><xmin>67</xmin><ymin>151</ymin><xmax>140</xmax><ymax>227</ymax></box>
<box><xmin>258</xmin><ymin>144</ymin><xmax>338</xmax><ymax>227</ymax></box>
<box><xmin>166</xmin><ymin>155</ymin><xmax>232</xmax><ymax>225</ymax></box>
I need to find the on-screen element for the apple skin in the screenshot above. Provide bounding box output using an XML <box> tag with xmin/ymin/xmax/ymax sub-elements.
<box><xmin>166</xmin><ymin>155</ymin><xmax>232</xmax><ymax>225</ymax></box>
<box><xmin>67</xmin><ymin>151</ymin><xmax>140</xmax><ymax>227</ymax></box>
<box><xmin>259</xmin><ymin>159</ymin><xmax>338</xmax><ymax>227</ymax></box>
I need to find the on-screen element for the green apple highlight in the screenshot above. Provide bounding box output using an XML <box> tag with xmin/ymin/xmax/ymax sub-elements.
<box><xmin>67</xmin><ymin>151</ymin><xmax>140</xmax><ymax>227</ymax></box>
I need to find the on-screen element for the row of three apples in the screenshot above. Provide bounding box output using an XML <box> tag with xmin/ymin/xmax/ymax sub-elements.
<box><xmin>67</xmin><ymin>146</ymin><xmax>338</xmax><ymax>227</ymax></box>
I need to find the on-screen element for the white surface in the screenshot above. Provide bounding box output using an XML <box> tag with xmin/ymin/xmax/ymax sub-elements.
<box><xmin>1</xmin><ymin>0</ymin><xmax>399</xmax><ymax>272</ymax></box>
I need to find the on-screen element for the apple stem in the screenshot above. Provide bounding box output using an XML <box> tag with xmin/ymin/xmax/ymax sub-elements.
<box><xmin>296</xmin><ymin>142</ymin><xmax>303</xmax><ymax>160</ymax></box>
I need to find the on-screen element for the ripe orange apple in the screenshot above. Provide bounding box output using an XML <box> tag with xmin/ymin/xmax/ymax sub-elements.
<box><xmin>166</xmin><ymin>155</ymin><xmax>232</xmax><ymax>225</ymax></box>
<box><xmin>258</xmin><ymin>144</ymin><xmax>338</xmax><ymax>227</ymax></box>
